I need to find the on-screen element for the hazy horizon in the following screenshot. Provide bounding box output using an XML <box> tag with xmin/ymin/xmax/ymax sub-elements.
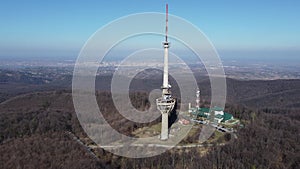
<box><xmin>1</xmin><ymin>0</ymin><xmax>299</xmax><ymax>61</ymax></box>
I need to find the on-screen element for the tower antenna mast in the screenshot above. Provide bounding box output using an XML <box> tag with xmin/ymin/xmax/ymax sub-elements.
<box><xmin>165</xmin><ymin>4</ymin><xmax>168</xmax><ymax>42</ymax></box>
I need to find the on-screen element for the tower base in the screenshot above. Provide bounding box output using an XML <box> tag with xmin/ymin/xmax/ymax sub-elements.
<box><xmin>161</xmin><ymin>112</ymin><xmax>169</xmax><ymax>140</ymax></box>
<box><xmin>156</xmin><ymin>97</ymin><xmax>175</xmax><ymax>141</ymax></box>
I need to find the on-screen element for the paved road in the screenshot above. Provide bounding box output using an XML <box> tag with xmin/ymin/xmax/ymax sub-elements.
<box><xmin>89</xmin><ymin>142</ymin><xmax>226</xmax><ymax>149</ymax></box>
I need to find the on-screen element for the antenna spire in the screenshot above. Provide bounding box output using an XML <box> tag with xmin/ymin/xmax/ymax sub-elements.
<box><xmin>165</xmin><ymin>4</ymin><xmax>168</xmax><ymax>42</ymax></box>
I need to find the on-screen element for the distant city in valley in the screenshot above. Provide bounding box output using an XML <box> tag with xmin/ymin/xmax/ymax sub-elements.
<box><xmin>1</xmin><ymin>54</ymin><xmax>299</xmax><ymax>80</ymax></box>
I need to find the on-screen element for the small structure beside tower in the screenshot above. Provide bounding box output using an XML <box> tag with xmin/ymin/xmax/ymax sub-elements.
<box><xmin>189</xmin><ymin>90</ymin><xmax>234</xmax><ymax>124</ymax></box>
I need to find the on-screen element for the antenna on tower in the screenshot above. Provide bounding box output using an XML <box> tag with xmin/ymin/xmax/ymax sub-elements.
<box><xmin>196</xmin><ymin>90</ymin><xmax>200</xmax><ymax>109</ymax></box>
<box><xmin>165</xmin><ymin>3</ymin><xmax>168</xmax><ymax>42</ymax></box>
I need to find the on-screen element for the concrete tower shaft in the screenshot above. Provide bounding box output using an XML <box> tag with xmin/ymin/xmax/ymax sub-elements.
<box><xmin>156</xmin><ymin>4</ymin><xmax>176</xmax><ymax>141</ymax></box>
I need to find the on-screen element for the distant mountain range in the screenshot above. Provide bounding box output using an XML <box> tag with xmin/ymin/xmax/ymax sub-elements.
<box><xmin>0</xmin><ymin>68</ymin><xmax>299</xmax><ymax>111</ymax></box>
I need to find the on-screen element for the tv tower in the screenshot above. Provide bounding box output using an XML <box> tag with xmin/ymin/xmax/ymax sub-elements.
<box><xmin>156</xmin><ymin>4</ymin><xmax>176</xmax><ymax>141</ymax></box>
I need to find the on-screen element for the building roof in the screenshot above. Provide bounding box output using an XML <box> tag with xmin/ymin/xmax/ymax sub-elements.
<box><xmin>222</xmin><ymin>112</ymin><xmax>233</xmax><ymax>122</ymax></box>
<box><xmin>191</xmin><ymin>108</ymin><xmax>209</xmax><ymax>118</ymax></box>
<box><xmin>199</xmin><ymin>107</ymin><xmax>210</xmax><ymax>113</ymax></box>
<box><xmin>215</xmin><ymin>114</ymin><xmax>223</xmax><ymax>119</ymax></box>
<box><xmin>190</xmin><ymin>107</ymin><xmax>233</xmax><ymax>122</ymax></box>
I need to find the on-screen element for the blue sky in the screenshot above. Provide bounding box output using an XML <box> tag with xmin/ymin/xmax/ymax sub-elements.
<box><xmin>0</xmin><ymin>0</ymin><xmax>299</xmax><ymax>58</ymax></box>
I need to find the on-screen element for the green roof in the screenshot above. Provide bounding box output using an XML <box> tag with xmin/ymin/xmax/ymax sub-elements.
<box><xmin>199</xmin><ymin>107</ymin><xmax>210</xmax><ymax>113</ymax></box>
<box><xmin>222</xmin><ymin>112</ymin><xmax>233</xmax><ymax>122</ymax></box>
<box><xmin>191</xmin><ymin>108</ymin><xmax>209</xmax><ymax>118</ymax></box>
<box><xmin>191</xmin><ymin>107</ymin><xmax>224</xmax><ymax>113</ymax></box>
<box><xmin>215</xmin><ymin>114</ymin><xmax>223</xmax><ymax>119</ymax></box>
<box><xmin>190</xmin><ymin>107</ymin><xmax>233</xmax><ymax>122</ymax></box>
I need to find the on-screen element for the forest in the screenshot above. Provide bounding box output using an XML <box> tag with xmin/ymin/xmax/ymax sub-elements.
<box><xmin>0</xmin><ymin>90</ymin><xmax>299</xmax><ymax>169</ymax></box>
